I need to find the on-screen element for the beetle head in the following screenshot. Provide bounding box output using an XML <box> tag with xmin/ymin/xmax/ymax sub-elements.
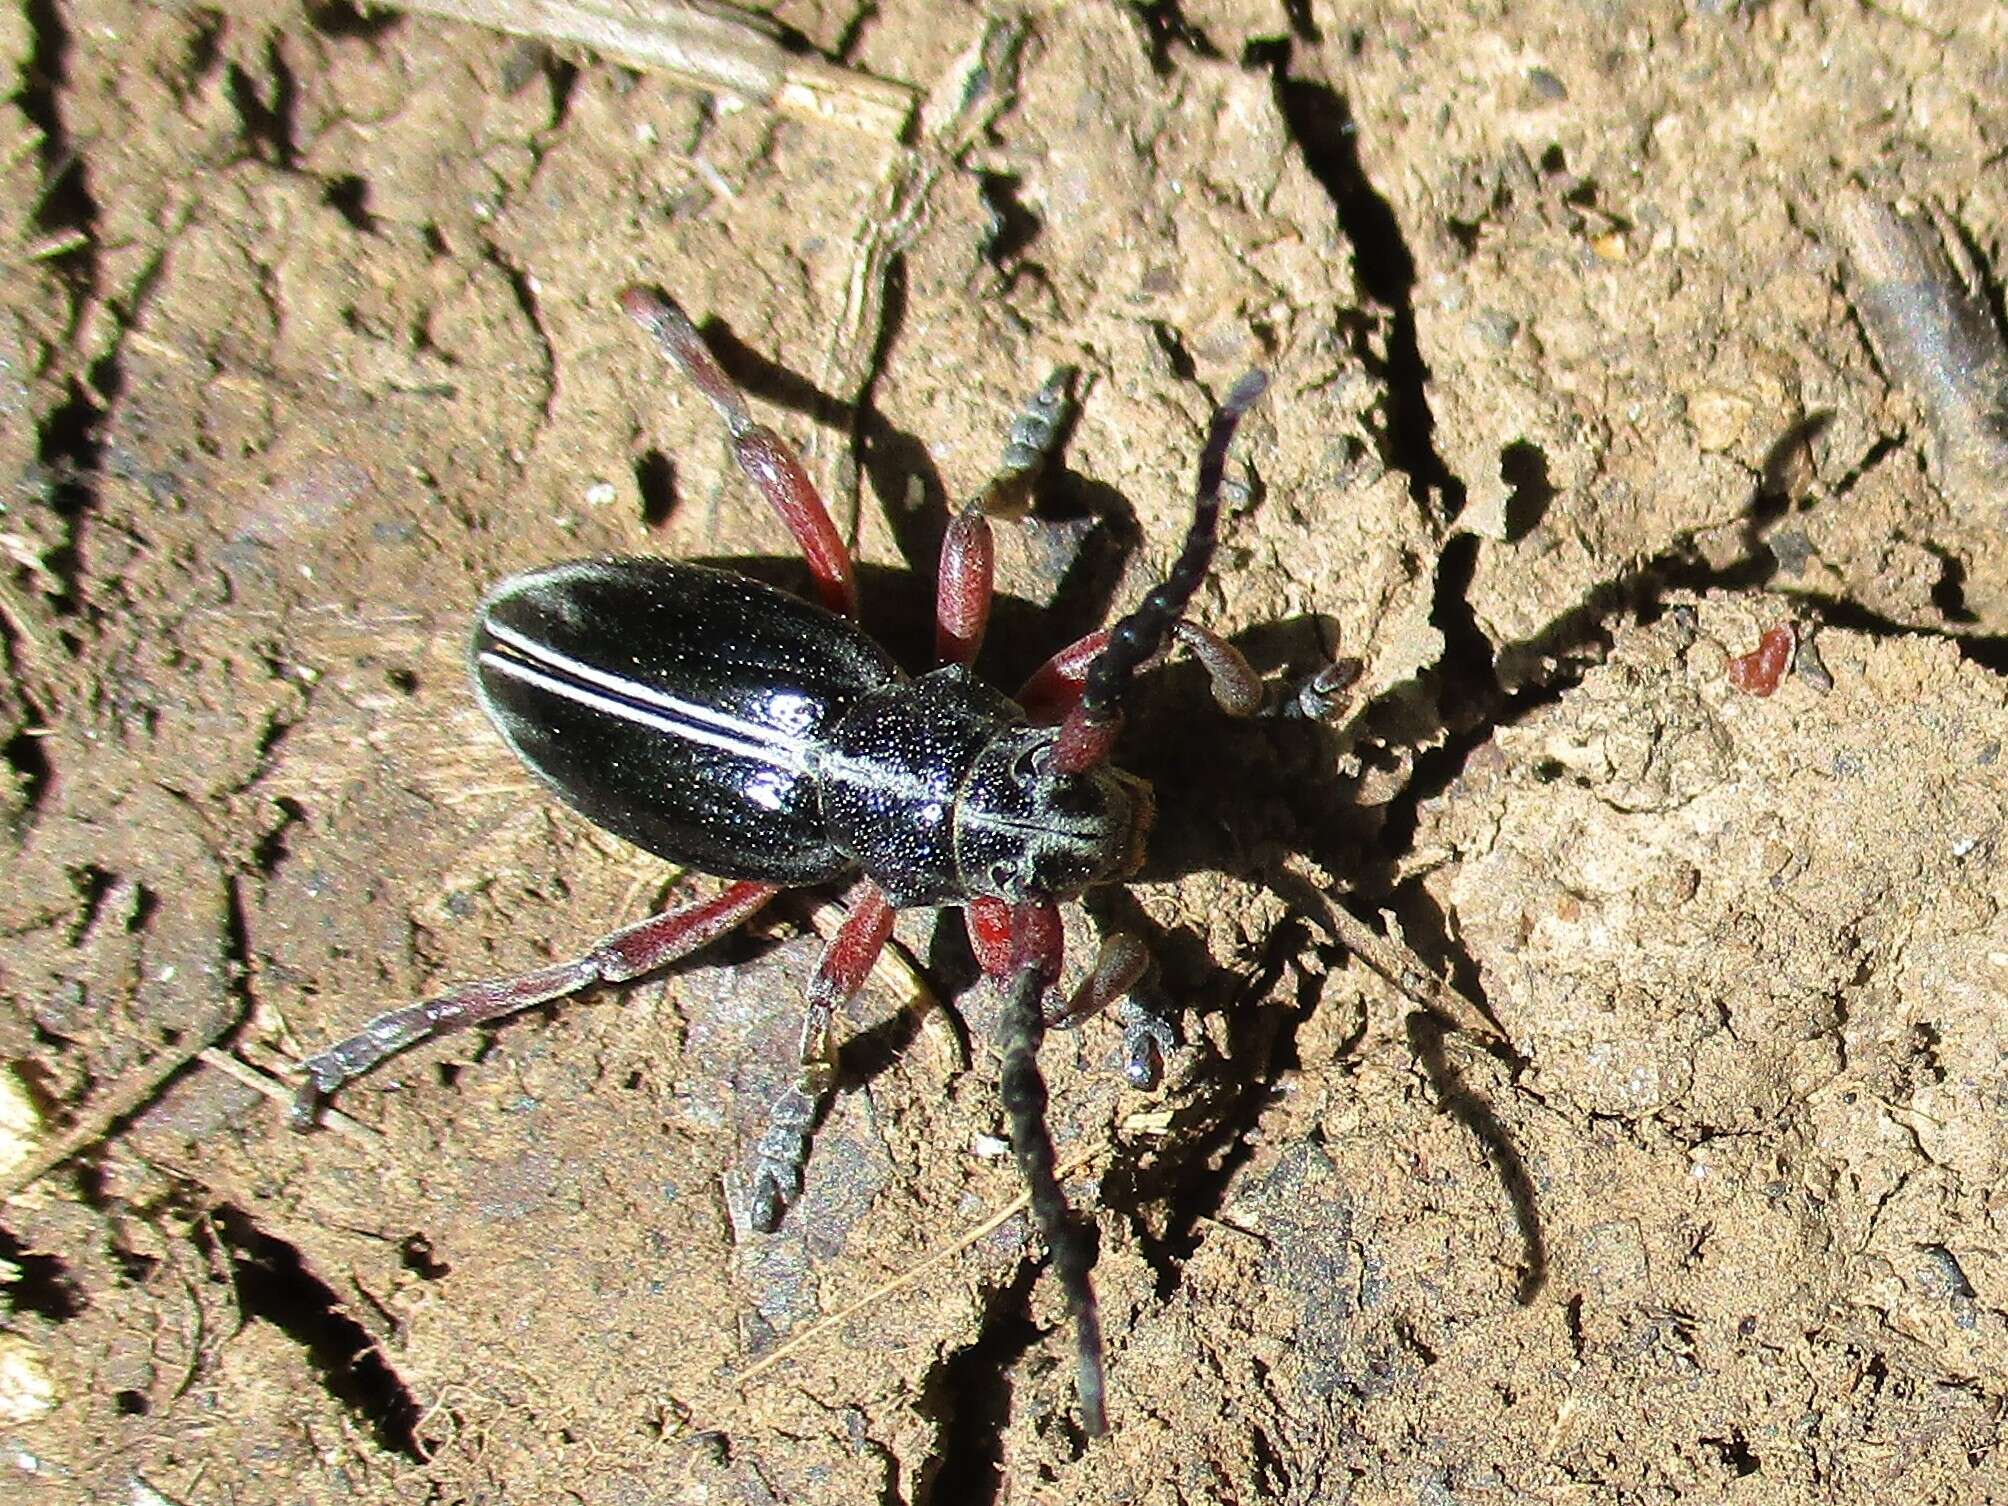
<box><xmin>955</xmin><ymin>726</ymin><xmax>1155</xmax><ymax>901</ymax></box>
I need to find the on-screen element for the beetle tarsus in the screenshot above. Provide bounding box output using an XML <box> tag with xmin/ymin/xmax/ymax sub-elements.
<box><xmin>748</xmin><ymin>1071</ymin><xmax>831</xmax><ymax>1232</ymax></box>
<box><xmin>1001</xmin><ymin>368</ymin><xmax>1075</xmax><ymax>478</ymax></box>
<box><xmin>290</xmin><ymin>967</ymin><xmax>583</xmax><ymax>1128</ymax></box>
<box><xmin>1271</xmin><ymin>656</ymin><xmax>1362</xmax><ymax>722</ymax></box>
<box><xmin>746</xmin><ymin>1000</ymin><xmax>837</xmax><ymax>1234</ymax></box>
<box><xmin>291</xmin><ymin>1079</ymin><xmax>329</xmax><ymax>1131</ymax></box>
<box><xmin>976</xmin><ymin>366</ymin><xmax>1075</xmax><ymax>520</ymax></box>
<box><xmin>1114</xmin><ymin>997</ymin><xmax>1179</xmax><ymax>1092</ymax></box>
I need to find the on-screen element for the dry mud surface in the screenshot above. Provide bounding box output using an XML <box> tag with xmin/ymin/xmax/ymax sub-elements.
<box><xmin>3</xmin><ymin>2</ymin><xmax>2007</xmax><ymax>1502</ymax></box>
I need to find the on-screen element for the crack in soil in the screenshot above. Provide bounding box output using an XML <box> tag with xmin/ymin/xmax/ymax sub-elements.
<box><xmin>213</xmin><ymin>1203</ymin><xmax>425</xmax><ymax>1461</ymax></box>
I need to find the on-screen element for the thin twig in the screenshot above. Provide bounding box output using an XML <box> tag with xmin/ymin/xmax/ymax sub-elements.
<box><xmin>1322</xmin><ymin>901</ymin><xmax>1509</xmax><ymax>1046</ymax></box>
<box><xmin>735</xmin><ymin>1134</ymin><xmax>1111</xmax><ymax>1386</ymax></box>
<box><xmin>0</xmin><ymin>569</ymin><xmax>71</xmax><ymax>712</ymax></box>
<box><xmin>196</xmin><ymin>1048</ymin><xmax>382</xmax><ymax>1143</ymax></box>
<box><xmin>0</xmin><ymin>998</ymin><xmax>246</xmax><ymax>1202</ymax></box>
<box><xmin>393</xmin><ymin>0</ymin><xmax>914</xmax><ymax>138</ymax></box>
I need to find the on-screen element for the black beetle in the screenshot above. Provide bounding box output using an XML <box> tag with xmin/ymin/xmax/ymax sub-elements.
<box><xmin>293</xmin><ymin>287</ymin><xmax>1267</xmax><ymax>1436</ymax></box>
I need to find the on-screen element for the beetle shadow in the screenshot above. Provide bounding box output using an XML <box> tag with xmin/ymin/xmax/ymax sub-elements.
<box><xmin>690</xmin><ymin>316</ymin><xmax>845</xmax><ymax>425</ymax></box>
<box><xmin>1407</xmin><ymin>1013</ymin><xmax>1547</xmax><ymax>1302</ymax></box>
<box><xmin>1084</xmin><ymin>896</ymin><xmax>1385</xmax><ymax>1289</ymax></box>
<box><xmin>675</xmin><ymin>310</ymin><xmax>1556</xmax><ymax>1366</ymax></box>
<box><xmin>1123</xmin><ymin>614</ymin><xmax>1384</xmax><ymax>885</ymax></box>
<box><xmin>1053</xmin><ymin>607</ymin><xmax>1551</xmax><ymax>1302</ymax></box>
<box><xmin>1089</xmin><ymin>393</ymin><xmax>1908</xmax><ymax>1327</ymax></box>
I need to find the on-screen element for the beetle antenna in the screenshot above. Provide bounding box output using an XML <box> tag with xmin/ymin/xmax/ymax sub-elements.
<box><xmin>1054</xmin><ymin>370</ymin><xmax>1267</xmax><ymax>773</ymax></box>
<box><xmin>998</xmin><ymin>957</ymin><xmax>1108</xmax><ymax>1435</ymax></box>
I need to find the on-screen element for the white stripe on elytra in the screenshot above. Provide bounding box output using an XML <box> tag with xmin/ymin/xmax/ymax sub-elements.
<box><xmin>478</xmin><ymin>626</ymin><xmax>810</xmax><ymax>771</ymax></box>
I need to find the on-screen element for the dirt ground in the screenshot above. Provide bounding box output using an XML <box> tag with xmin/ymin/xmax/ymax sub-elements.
<box><xmin>3</xmin><ymin>0</ymin><xmax>2006</xmax><ymax>1501</ymax></box>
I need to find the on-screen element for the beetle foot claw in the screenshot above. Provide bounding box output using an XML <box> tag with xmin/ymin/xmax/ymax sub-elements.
<box><xmin>747</xmin><ymin>1084</ymin><xmax>820</xmax><ymax>1232</ymax></box>
<box><xmin>1041</xmin><ymin>981</ymin><xmax>1083</xmax><ymax>1030</ymax></box>
<box><xmin>1114</xmin><ymin>1001</ymin><xmax>1179</xmax><ymax>1091</ymax></box>
<box><xmin>289</xmin><ymin>1056</ymin><xmax>346</xmax><ymax>1132</ymax></box>
<box><xmin>1272</xmin><ymin>656</ymin><xmax>1363</xmax><ymax>723</ymax></box>
<box><xmin>289</xmin><ymin>1083</ymin><xmax>325</xmax><ymax>1132</ymax></box>
<box><xmin>747</xmin><ymin>1171</ymin><xmax>793</xmax><ymax>1235</ymax></box>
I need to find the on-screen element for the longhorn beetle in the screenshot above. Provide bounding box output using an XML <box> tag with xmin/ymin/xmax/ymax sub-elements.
<box><xmin>292</xmin><ymin>286</ymin><xmax>1268</xmax><ymax>1436</ymax></box>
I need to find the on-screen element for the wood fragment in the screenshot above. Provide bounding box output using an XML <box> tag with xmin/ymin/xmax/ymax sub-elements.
<box><xmin>1835</xmin><ymin>192</ymin><xmax>2008</xmax><ymax>518</ymax></box>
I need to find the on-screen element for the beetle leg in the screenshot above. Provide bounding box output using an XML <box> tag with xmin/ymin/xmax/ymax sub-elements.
<box><xmin>968</xmin><ymin>894</ymin><xmax>1070</xmax><ymax>1023</ymax></box>
<box><xmin>747</xmin><ymin>883</ymin><xmax>896</xmax><ymax>1233</ymax></box>
<box><xmin>1045</xmin><ymin>933</ymin><xmax>1175</xmax><ymax>1092</ymax></box>
<box><xmin>935</xmin><ymin>504</ymin><xmax>996</xmax><ymax>669</ymax></box>
<box><xmin>1015</xmin><ymin>628</ymin><xmax>1107</xmax><ymax>721</ymax></box>
<box><xmin>974</xmin><ymin>901</ymin><xmax>1180</xmax><ymax>1094</ymax></box>
<box><xmin>937</xmin><ymin>369</ymin><xmax>1075</xmax><ymax>667</ymax></box>
<box><xmin>622</xmin><ymin>287</ymin><xmax>859</xmax><ymax>618</ymax></box>
<box><xmin>1045</xmin><ymin>931</ymin><xmax>1146</xmax><ymax>1025</ymax></box>
<box><xmin>1169</xmin><ymin>621</ymin><xmax>1263</xmax><ymax>717</ymax></box>
<box><xmin>1017</xmin><ymin>621</ymin><xmax>1261</xmax><ymax>723</ymax></box>
<box><xmin>965</xmin><ymin>894</ymin><xmax>1017</xmax><ymax>976</ymax></box>
<box><xmin>292</xmin><ymin>880</ymin><xmax>780</xmax><ymax>1128</ymax></box>
<box><xmin>1033</xmin><ymin>931</ymin><xmax>1180</xmax><ymax>1092</ymax></box>
<box><xmin>998</xmin><ymin>898</ymin><xmax>1107</xmax><ymax>1435</ymax></box>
